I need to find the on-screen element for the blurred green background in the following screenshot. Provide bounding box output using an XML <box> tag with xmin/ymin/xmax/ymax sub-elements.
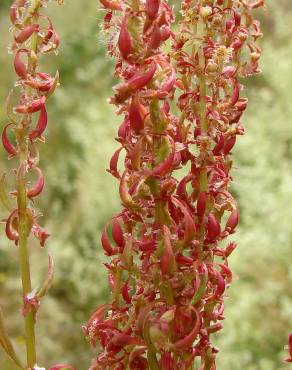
<box><xmin>0</xmin><ymin>1</ymin><xmax>292</xmax><ymax>369</ymax></box>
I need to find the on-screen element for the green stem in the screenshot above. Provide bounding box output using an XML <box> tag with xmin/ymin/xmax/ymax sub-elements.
<box><xmin>17</xmin><ymin>1</ymin><xmax>41</xmax><ymax>367</ymax></box>
<box><xmin>17</xmin><ymin>153</ymin><xmax>36</xmax><ymax>368</ymax></box>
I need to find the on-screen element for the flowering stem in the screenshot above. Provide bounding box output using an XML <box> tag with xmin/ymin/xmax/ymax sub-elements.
<box><xmin>16</xmin><ymin>1</ymin><xmax>42</xmax><ymax>366</ymax></box>
<box><xmin>0</xmin><ymin>0</ymin><xmax>67</xmax><ymax>368</ymax></box>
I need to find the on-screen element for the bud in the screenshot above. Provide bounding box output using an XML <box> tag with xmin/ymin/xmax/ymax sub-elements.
<box><xmin>101</xmin><ymin>226</ymin><xmax>115</xmax><ymax>256</ymax></box>
<box><xmin>225</xmin><ymin>208</ymin><xmax>239</xmax><ymax>233</ymax></box>
<box><xmin>112</xmin><ymin>216</ymin><xmax>124</xmax><ymax>247</ymax></box>
<box><xmin>145</xmin><ymin>0</ymin><xmax>160</xmax><ymax>20</ymax></box>
<box><xmin>129</xmin><ymin>96</ymin><xmax>144</xmax><ymax>133</ymax></box>
<box><xmin>160</xmin><ymin>225</ymin><xmax>177</xmax><ymax>276</ymax></box>
<box><xmin>118</xmin><ymin>18</ymin><xmax>132</xmax><ymax>60</ymax></box>
<box><xmin>207</xmin><ymin>214</ymin><xmax>221</xmax><ymax>241</ymax></box>
<box><xmin>147</xmin><ymin>23</ymin><xmax>161</xmax><ymax>52</ymax></box>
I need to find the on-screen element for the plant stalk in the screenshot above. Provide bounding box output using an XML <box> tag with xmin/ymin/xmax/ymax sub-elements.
<box><xmin>17</xmin><ymin>1</ymin><xmax>41</xmax><ymax>367</ymax></box>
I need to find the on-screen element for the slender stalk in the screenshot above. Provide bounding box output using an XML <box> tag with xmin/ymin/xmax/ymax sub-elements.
<box><xmin>18</xmin><ymin>1</ymin><xmax>41</xmax><ymax>365</ymax></box>
<box><xmin>17</xmin><ymin>0</ymin><xmax>41</xmax><ymax>364</ymax></box>
<box><xmin>17</xmin><ymin>151</ymin><xmax>36</xmax><ymax>367</ymax></box>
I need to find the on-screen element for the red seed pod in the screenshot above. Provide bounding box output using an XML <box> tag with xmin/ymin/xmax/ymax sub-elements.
<box><xmin>127</xmin><ymin>63</ymin><xmax>157</xmax><ymax>91</ymax></box>
<box><xmin>176</xmin><ymin>253</ymin><xmax>193</xmax><ymax>265</ymax></box>
<box><xmin>213</xmin><ymin>270</ymin><xmax>226</xmax><ymax>297</ymax></box>
<box><xmin>118</xmin><ymin>18</ymin><xmax>132</xmax><ymax>60</ymax></box>
<box><xmin>29</xmin><ymin>106</ymin><xmax>48</xmax><ymax>140</ymax></box>
<box><xmin>172</xmin><ymin>197</ymin><xmax>196</xmax><ymax>244</ymax></box>
<box><xmin>176</xmin><ymin>175</ymin><xmax>191</xmax><ymax>199</ymax></box>
<box><xmin>112</xmin><ymin>216</ymin><xmax>124</xmax><ymax>247</ymax></box>
<box><xmin>148</xmin><ymin>23</ymin><xmax>161</xmax><ymax>52</ymax></box>
<box><xmin>41</xmin><ymin>14</ymin><xmax>54</xmax><ymax>44</ymax></box>
<box><xmin>118</xmin><ymin>119</ymin><xmax>129</xmax><ymax>139</ymax></box>
<box><xmin>212</xmin><ymin>134</ymin><xmax>225</xmax><ymax>155</ymax></box>
<box><xmin>5</xmin><ymin>209</ymin><xmax>19</xmax><ymax>243</ymax></box>
<box><xmin>152</xmin><ymin>136</ymin><xmax>175</xmax><ymax>177</ymax></box>
<box><xmin>226</xmin><ymin>18</ymin><xmax>234</xmax><ymax>32</ymax></box>
<box><xmin>14</xmin><ymin>49</ymin><xmax>28</xmax><ymax>79</ymax></box>
<box><xmin>160</xmin><ymin>225</ymin><xmax>176</xmax><ymax>276</ymax></box>
<box><xmin>129</xmin><ymin>96</ymin><xmax>144</xmax><ymax>134</ymax></box>
<box><xmin>119</xmin><ymin>171</ymin><xmax>137</xmax><ymax>209</ymax></box>
<box><xmin>2</xmin><ymin>124</ymin><xmax>17</xmax><ymax>157</ymax></box>
<box><xmin>225</xmin><ymin>208</ymin><xmax>239</xmax><ymax>233</ymax></box>
<box><xmin>111</xmin><ymin>333</ymin><xmax>142</xmax><ymax>347</ymax></box>
<box><xmin>172</xmin><ymin>307</ymin><xmax>201</xmax><ymax>351</ymax></box>
<box><xmin>108</xmin><ymin>147</ymin><xmax>122</xmax><ymax>179</ymax></box>
<box><xmin>160</xmin><ymin>26</ymin><xmax>171</xmax><ymax>41</ymax></box>
<box><xmin>122</xmin><ymin>282</ymin><xmax>131</xmax><ymax>303</ymax></box>
<box><xmin>197</xmin><ymin>192</ymin><xmax>206</xmax><ymax>219</ymax></box>
<box><xmin>15</xmin><ymin>24</ymin><xmax>39</xmax><ymax>44</ymax></box>
<box><xmin>159</xmin><ymin>69</ymin><xmax>176</xmax><ymax>95</ymax></box>
<box><xmin>27</xmin><ymin>167</ymin><xmax>45</xmax><ymax>198</ymax></box>
<box><xmin>233</xmin><ymin>10</ymin><xmax>241</xmax><ymax>27</ymax></box>
<box><xmin>16</xmin><ymin>96</ymin><xmax>46</xmax><ymax>114</ymax></box>
<box><xmin>231</xmin><ymin>79</ymin><xmax>240</xmax><ymax>106</ymax></box>
<box><xmin>145</xmin><ymin>0</ymin><xmax>160</xmax><ymax>20</ymax></box>
<box><xmin>100</xmin><ymin>0</ymin><xmax>123</xmax><ymax>11</ymax></box>
<box><xmin>207</xmin><ymin>214</ymin><xmax>221</xmax><ymax>241</ymax></box>
<box><xmin>10</xmin><ymin>0</ymin><xmax>26</xmax><ymax>26</ymax></box>
<box><xmin>101</xmin><ymin>226</ymin><xmax>115</xmax><ymax>256</ymax></box>
<box><xmin>130</xmin><ymin>137</ymin><xmax>144</xmax><ymax>171</ymax></box>
<box><xmin>222</xmin><ymin>66</ymin><xmax>237</xmax><ymax>79</ymax></box>
<box><xmin>52</xmin><ymin>31</ymin><xmax>60</xmax><ymax>50</ymax></box>
<box><xmin>223</xmin><ymin>136</ymin><xmax>236</xmax><ymax>155</ymax></box>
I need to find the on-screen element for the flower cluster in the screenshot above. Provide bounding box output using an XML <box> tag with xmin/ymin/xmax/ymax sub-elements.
<box><xmin>0</xmin><ymin>1</ymin><xmax>73</xmax><ymax>369</ymax></box>
<box><xmin>84</xmin><ymin>0</ymin><xmax>264</xmax><ymax>369</ymax></box>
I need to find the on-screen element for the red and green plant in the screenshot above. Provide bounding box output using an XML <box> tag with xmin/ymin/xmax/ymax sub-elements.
<box><xmin>0</xmin><ymin>0</ymin><xmax>272</xmax><ymax>369</ymax></box>
<box><xmin>84</xmin><ymin>0</ymin><xmax>264</xmax><ymax>369</ymax></box>
<box><xmin>0</xmin><ymin>1</ymin><xmax>74</xmax><ymax>369</ymax></box>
